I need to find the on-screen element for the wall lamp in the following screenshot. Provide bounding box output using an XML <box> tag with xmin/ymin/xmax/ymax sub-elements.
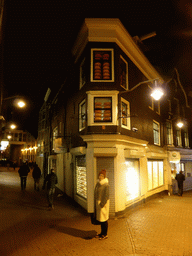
<box><xmin>119</xmin><ymin>78</ymin><xmax>164</xmax><ymax>101</ymax></box>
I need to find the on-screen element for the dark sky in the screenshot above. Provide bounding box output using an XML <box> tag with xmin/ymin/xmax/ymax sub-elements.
<box><xmin>3</xmin><ymin>0</ymin><xmax>192</xmax><ymax>137</ymax></box>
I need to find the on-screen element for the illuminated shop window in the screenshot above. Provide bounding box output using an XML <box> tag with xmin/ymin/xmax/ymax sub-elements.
<box><xmin>79</xmin><ymin>99</ymin><xmax>86</xmax><ymax>131</ymax></box>
<box><xmin>147</xmin><ymin>161</ymin><xmax>164</xmax><ymax>191</ymax></box>
<box><xmin>76</xmin><ymin>156</ymin><xmax>87</xmax><ymax>199</ymax></box>
<box><xmin>120</xmin><ymin>55</ymin><xmax>128</xmax><ymax>90</ymax></box>
<box><xmin>91</xmin><ymin>49</ymin><xmax>114</xmax><ymax>82</ymax></box>
<box><xmin>94</xmin><ymin>97</ymin><xmax>112</xmax><ymax>122</ymax></box>
<box><xmin>153</xmin><ymin>121</ymin><xmax>160</xmax><ymax>145</ymax></box>
<box><xmin>125</xmin><ymin>160</ymin><xmax>140</xmax><ymax>201</ymax></box>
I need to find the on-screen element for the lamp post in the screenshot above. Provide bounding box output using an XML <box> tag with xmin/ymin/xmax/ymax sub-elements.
<box><xmin>119</xmin><ymin>78</ymin><xmax>164</xmax><ymax>101</ymax></box>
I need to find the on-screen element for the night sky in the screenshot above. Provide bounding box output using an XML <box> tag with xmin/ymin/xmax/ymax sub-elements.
<box><xmin>2</xmin><ymin>0</ymin><xmax>192</xmax><ymax>137</ymax></box>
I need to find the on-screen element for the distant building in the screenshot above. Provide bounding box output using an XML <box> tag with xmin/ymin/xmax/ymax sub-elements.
<box><xmin>0</xmin><ymin>128</ymin><xmax>36</xmax><ymax>164</ymax></box>
<box><xmin>37</xmin><ymin>18</ymin><xmax>192</xmax><ymax>216</ymax></box>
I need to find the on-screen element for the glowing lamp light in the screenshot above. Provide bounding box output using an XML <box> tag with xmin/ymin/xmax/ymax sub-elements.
<box><xmin>151</xmin><ymin>88</ymin><xmax>164</xmax><ymax>101</ymax></box>
<box><xmin>177</xmin><ymin>121</ymin><xmax>184</xmax><ymax>128</ymax></box>
<box><xmin>10</xmin><ymin>124</ymin><xmax>16</xmax><ymax>129</ymax></box>
<box><xmin>18</xmin><ymin>101</ymin><xmax>25</xmax><ymax>108</ymax></box>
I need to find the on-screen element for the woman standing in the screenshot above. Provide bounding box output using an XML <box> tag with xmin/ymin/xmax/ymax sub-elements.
<box><xmin>94</xmin><ymin>169</ymin><xmax>109</xmax><ymax>240</ymax></box>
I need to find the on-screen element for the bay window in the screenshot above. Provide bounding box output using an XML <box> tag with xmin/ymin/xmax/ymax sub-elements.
<box><xmin>91</xmin><ymin>49</ymin><xmax>114</xmax><ymax>82</ymax></box>
<box><xmin>87</xmin><ymin>91</ymin><xmax>118</xmax><ymax>126</ymax></box>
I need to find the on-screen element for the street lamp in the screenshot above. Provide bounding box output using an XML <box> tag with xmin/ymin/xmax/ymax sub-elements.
<box><xmin>119</xmin><ymin>78</ymin><xmax>164</xmax><ymax>100</ymax></box>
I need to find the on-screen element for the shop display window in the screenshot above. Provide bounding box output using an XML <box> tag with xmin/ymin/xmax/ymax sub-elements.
<box><xmin>125</xmin><ymin>160</ymin><xmax>140</xmax><ymax>201</ymax></box>
<box><xmin>91</xmin><ymin>49</ymin><xmax>114</xmax><ymax>82</ymax></box>
<box><xmin>76</xmin><ymin>156</ymin><xmax>87</xmax><ymax>199</ymax></box>
<box><xmin>94</xmin><ymin>97</ymin><xmax>112</xmax><ymax>122</ymax></box>
<box><xmin>147</xmin><ymin>161</ymin><xmax>164</xmax><ymax>190</ymax></box>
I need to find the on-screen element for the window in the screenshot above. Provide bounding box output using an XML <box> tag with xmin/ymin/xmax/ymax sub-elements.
<box><xmin>79</xmin><ymin>99</ymin><xmax>86</xmax><ymax>131</ymax></box>
<box><xmin>148</xmin><ymin>85</ymin><xmax>160</xmax><ymax>115</ymax></box>
<box><xmin>53</xmin><ymin>127</ymin><xmax>58</xmax><ymax>150</ymax></box>
<box><xmin>91</xmin><ymin>49</ymin><xmax>114</xmax><ymax>82</ymax></box>
<box><xmin>125</xmin><ymin>160</ymin><xmax>140</xmax><ymax>201</ymax></box>
<box><xmin>166</xmin><ymin>121</ymin><xmax>173</xmax><ymax>145</ymax></box>
<box><xmin>153</xmin><ymin>121</ymin><xmax>160</xmax><ymax>145</ymax></box>
<box><xmin>121</xmin><ymin>98</ymin><xmax>130</xmax><ymax>129</ymax></box>
<box><xmin>184</xmin><ymin>129</ymin><xmax>189</xmax><ymax>148</ymax></box>
<box><xmin>87</xmin><ymin>91</ymin><xmax>118</xmax><ymax>126</ymax></box>
<box><xmin>176</xmin><ymin>129</ymin><xmax>182</xmax><ymax>147</ymax></box>
<box><xmin>94</xmin><ymin>97</ymin><xmax>112</xmax><ymax>122</ymax></box>
<box><xmin>120</xmin><ymin>55</ymin><xmax>128</xmax><ymax>90</ymax></box>
<box><xmin>80</xmin><ymin>58</ymin><xmax>86</xmax><ymax>89</ymax></box>
<box><xmin>76</xmin><ymin>156</ymin><xmax>87</xmax><ymax>199</ymax></box>
<box><xmin>148</xmin><ymin>161</ymin><xmax>164</xmax><ymax>190</ymax></box>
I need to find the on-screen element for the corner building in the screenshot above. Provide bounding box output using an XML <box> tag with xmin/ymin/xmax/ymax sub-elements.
<box><xmin>37</xmin><ymin>18</ymin><xmax>192</xmax><ymax>216</ymax></box>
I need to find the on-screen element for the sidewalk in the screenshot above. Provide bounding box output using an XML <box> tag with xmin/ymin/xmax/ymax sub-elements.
<box><xmin>1</xmin><ymin>167</ymin><xmax>192</xmax><ymax>256</ymax></box>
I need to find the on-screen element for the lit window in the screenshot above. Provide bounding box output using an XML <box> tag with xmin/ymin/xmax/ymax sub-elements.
<box><xmin>76</xmin><ymin>156</ymin><xmax>87</xmax><ymax>199</ymax></box>
<box><xmin>148</xmin><ymin>85</ymin><xmax>160</xmax><ymax>114</ymax></box>
<box><xmin>166</xmin><ymin>121</ymin><xmax>173</xmax><ymax>145</ymax></box>
<box><xmin>148</xmin><ymin>161</ymin><xmax>164</xmax><ymax>190</ymax></box>
<box><xmin>125</xmin><ymin>160</ymin><xmax>140</xmax><ymax>201</ymax></box>
<box><xmin>91</xmin><ymin>49</ymin><xmax>114</xmax><ymax>82</ymax></box>
<box><xmin>120</xmin><ymin>55</ymin><xmax>128</xmax><ymax>89</ymax></box>
<box><xmin>94</xmin><ymin>97</ymin><xmax>112</xmax><ymax>122</ymax></box>
<box><xmin>153</xmin><ymin>121</ymin><xmax>160</xmax><ymax>145</ymax></box>
<box><xmin>184</xmin><ymin>129</ymin><xmax>189</xmax><ymax>148</ymax></box>
<box><xmin>79</xmin><ymin>99</ymin><xmax>86</xmax><ymax>131</ymax></box>
<box><xmin>87</xmin><ymin>91</ymin><xmax>118</xmax><ymax>126</ymax></box>
<box><xmin>176</xmin><ymin>129</ymin><xmax>182</xmax><ymax>147</ymax></box>
<box><xmin>121</xmin><ymin>98</ymin><xmax>130</xmax><ymax>129</ymax></box>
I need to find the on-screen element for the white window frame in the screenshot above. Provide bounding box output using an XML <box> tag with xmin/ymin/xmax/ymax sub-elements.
<box><xmin>79</xmin><ymin>99</ymin><xmax>86</xmax><ymax>131</ymax></box>
<box><xmin>153</xmin><ymin>120</ymin><xmax>160</xmax><ymax>146</ymax></box>
<box><xmin>91</xmin><ymin>48</ymin><xmax>114</xmax><ymax>82</ymax></box>
<box><xmin>120</xmin><ymin>55</ymin><xmax>128</xmax><ymax>90</ymax></box>
<box><xmin>121</xmin><ymin>97</ymin><xmax>131</xmax><ymax>130</ymax></box>
<box><xmin>87</xmin><ymin>91</ymin><xmax>118</xmax><ymax>126</ymax></box>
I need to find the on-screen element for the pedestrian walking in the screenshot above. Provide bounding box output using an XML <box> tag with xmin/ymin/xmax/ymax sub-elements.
<box><xmin>175</xmin><ymin>170</ymin><xmax>185</xmax><ymax>196</ymax></box>
<box><xmin>94</xmin><ymin>169</ymin><xmax>109</xmax><ymax>240</ymax></box>
<box><xmin>32</xmin><ymin>163</ymin><xmax>41</xmax><ymax>191</ymax></box>
<box><xmin>18</xmin><ymin>162</ymin><xmax>30</xmax><ymax>190</ymax></box>
<box><xmin>42</xmin><ymin>169</ymin><xmax>58</xmax><ymax>209</ymax></box>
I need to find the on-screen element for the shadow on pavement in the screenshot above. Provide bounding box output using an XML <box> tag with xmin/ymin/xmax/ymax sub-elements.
<box><xmin>55</xmin><ymin>226</ymin><xmax>97</xmax><ymax>240</ymax></box>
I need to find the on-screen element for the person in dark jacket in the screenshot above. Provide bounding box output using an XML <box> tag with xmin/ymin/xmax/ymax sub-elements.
<box><xmin>18</xmin><ymin>162</ymin><xmax>30</xmax><ymax>190</ymax></box>
<box><xmin>32</xmin><ymin>163</ymin><xmax>41</xmax><ymax>191</ymax></box>
<box><xmin>175</xmin><ymin>170</ymin><xmax>185</xmax><ymax>196</ymax></box>
<box><xmin>42</xmin><ymin>169</ymin><xmax>58</xmax><ymax>209</ymax></box>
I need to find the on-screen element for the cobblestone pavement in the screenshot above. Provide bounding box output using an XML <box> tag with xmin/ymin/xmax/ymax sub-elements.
<box><xmin>1</xmin><ymin>167</ymin><xmax>192</xmax><ymax>256</ymax></box>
